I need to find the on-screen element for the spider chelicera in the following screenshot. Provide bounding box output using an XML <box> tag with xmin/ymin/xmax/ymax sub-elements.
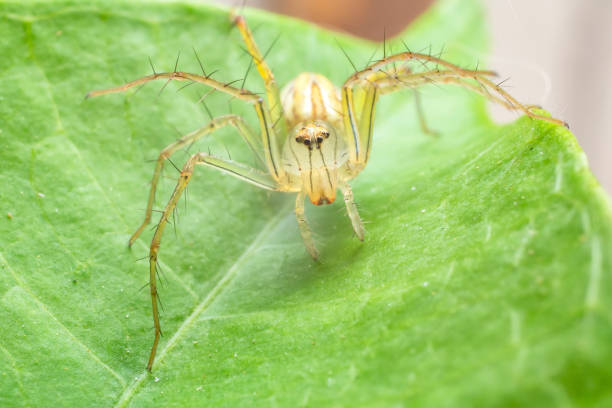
<box><xmin>87</xmin><ymin>13</ymin><xmax>566</xmax><ymax>371</ymax></box>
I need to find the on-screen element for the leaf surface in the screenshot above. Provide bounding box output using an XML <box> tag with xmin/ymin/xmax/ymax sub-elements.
<box><xmin>1</xmin><ymin>0</ymin><xmax>611</xmax><ymax>406</ymax></box>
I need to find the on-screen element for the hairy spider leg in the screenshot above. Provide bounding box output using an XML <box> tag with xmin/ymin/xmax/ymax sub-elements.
<box><xmin>413</xmin><ymin>90</ymin><xmax>439</xmax><ymax>137</ymax></box>
<box><xmin>127</xmin><ymin>115</ymin><xmax>265</xmax><ymax>246</ymax></box>
<box><xmin>87</xmin><ymin>71</ymin><xmax>286</xmax><ymax>181</ymax></box>
<box><xmin>231</xmin><ymin>13</ymin><xmax>287</xmax><ymax>138</ymax></box>
<box><xmin>348</xmin><ymin>51</ymin><xmax>567</xmax><ymax>126</ymax></box>
<box><xmin>146</xmin><ymin>152</ymin><xmax>278</xmax><ymax>371</ymax></box>
<box><xmin>341</xmin><ymin>51</ymin><xmax>568</xmax><ymax>171</ymax></box>
<box><xmin>341</xmin><ymin>80</ymin><xmax>379</xmax><ymax>167</ymax></box>
<box><xmin>88</xmin><ymin>67</ymin><xmax>293</xmax><ymax>371</ymax></box>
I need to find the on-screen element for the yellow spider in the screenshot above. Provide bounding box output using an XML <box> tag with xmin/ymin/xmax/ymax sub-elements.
<box><xmin>87</xmin><ymin>13</ymin><xmax>566</xmax><ymax>371</ymax></box>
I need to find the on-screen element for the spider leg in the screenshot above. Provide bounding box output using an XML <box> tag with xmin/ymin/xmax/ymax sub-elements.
<box><xmin>344</xmin><ymin>51</ymin><xmax>566</xmax><ymax>127</ymax></box>
<box><xmin>295</xmin><ymin>191</ymin><xmax>319</xmax><ymax>260</ymax></box>
<box><xmin>129</xmin><ymin>115</ymin><xmax>264</xmax><ymax>247</ymax></box>
<box><xmin>339</xmin><ymin>182</ymin><xmax>364</xmax><ymax>241</ymax></box>
<box><xmin>374</xmin><ymin>69</ymin><xmax>567</xmax><ymax>126</ymax></box>
<box><xmin>341</xmin><ymin>79</ymin><xmax>379</xmax><ymax>167</ymax></box>
<box><xmin>341</xmin><ymin>52</ymin><xmax>567</xmax><ymax>171</ymax></box>
<box><xmin>344</xmin><ymin>51</ymin><xmax>497</xmax><ymax>87</ymax></box>
<box><xmin>87</xmin><ymin>71</ymin><xmax>286</xmax><ymax>180</ymax></box>
<box><xmin>146</xmin><ymin>152</ymin><xmax>279</xmax><ymax>371</ymax></box>
<box><xmin>230</xmin><ymin>13</ymin><xmax>287</xmax><ymax>137</ymax></box>
<box><xmin>414</xmin><ymin>90</ymin><xmax>439</xmax><ymax>138</ymax></box>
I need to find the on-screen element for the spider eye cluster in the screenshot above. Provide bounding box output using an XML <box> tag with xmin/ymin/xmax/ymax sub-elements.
<box><xmin>295</xmin><ymin>125</ymin><xmax>331</xmax><ymax>150</ymax></box>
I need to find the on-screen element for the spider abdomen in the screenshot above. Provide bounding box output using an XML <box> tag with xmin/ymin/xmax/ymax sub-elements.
<box><xmin>281</xmin><ymin>73</ymin><xmax>342</xmax><ymax>129</ymax></box>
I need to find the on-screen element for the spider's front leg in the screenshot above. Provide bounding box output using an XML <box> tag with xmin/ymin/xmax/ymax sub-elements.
<box><xmin>145</xmin><ymin>152</ymin><xmax>278</xmax><ymax>371</ymax></box>
<box><xmin>230</xmin><ymin>12</ymin><xmax>286</xmax><ymax>137</ymax></box>
<box><xmin>87</xmin><ymin>70</ymin><xmax>287</xmax><ymax>181</ymax></box>
<box><xmin>341</xmin><ymin>51</ymin><xmax>568</xmax><ymax>171</ymax></box>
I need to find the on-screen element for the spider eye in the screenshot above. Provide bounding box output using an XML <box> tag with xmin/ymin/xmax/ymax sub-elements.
<box><xmin>323</xmin><ymin>131</ymin><xmax>330</xmax><ymax>138</ymax></box>
<box><xmin>303</xmin><ymin>139</ymin><xmax>310</xmax><ymax>145</ymax></box>
<box><xmin>316</xmin><ymin>137</ymin><xmax>323</xmax><ymax>143</ymax></box>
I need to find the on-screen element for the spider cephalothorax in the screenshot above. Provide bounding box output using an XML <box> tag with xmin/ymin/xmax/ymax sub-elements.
<box><xmin>87</xmin><ymin>12</ymin><xmax>566</xmax><ymax>371</ymax></box>
<box><xmin>286</xmin><ymin>122</ymin><xmax>341</xmax><ymax>206</ymax></box>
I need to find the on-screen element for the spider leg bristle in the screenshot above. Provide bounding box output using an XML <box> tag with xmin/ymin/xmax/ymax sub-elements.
<box><xmin>223</xmin><ymin>78</ymin><xmax>243</xmax><ymax>88</ymax></box>
<box><xmin>496</xmin><ymin>77</ymin><xmax>512</xmax><ymax>88</ymax></box>
<box><xmin>156</xmin><ymin>289</ymin><xmax>165</xmax><ymax>313</ymax></box>
<box><xmin>173</xmin><ymin>51</ymin><xmax>181</xmax><ymax>73</ymax></box>
<box><xmin>166</xmin><ymin>157</ymin><xmax>181</xmax><ymax>173</ymax></box>
<box><xmin>171</xmin><ymin>125</ymin><xmax>183</xmax><ymax>139</ymax></box>
<box><xmin>206</xmin><ymin>69</ymin><xmax>219</xmax><ymax>79</ymax></box>
<box><xmin>434</xmin><ymin>45</ymin><xmax>446</xmax><ymax>70</ymax></box>
<box><xmin>415</xmin><ymin>57</ymin><xmax>432</xmax><ymax>73</ymax></box>
<box><xmin>138</xmin><ymin>281</ymin><xmax>150</xmax><ymax>293</ymax></box>
<box><xmin>424</xmin><ymin>75</ymin><xmax>444</xmax><ymax>92</ymax></box>
<box><xmin>222</xmin><ymin>142</ymin><xmax>232</xmax><ymax>160</ymax></box>
<box><xmin>335</xmin><ymin>39</ymin><xmax>358</xmax><ymax>73</ymax></box>
<box><xmin>184</xmin><ymin>183</ymin><xmax>188</xmax><ymax>214</ymax></box>
<box><xmin>196</xmin><ymin>88</ymin><xmax>217</xmax><ymax>105</ymax></box>
<box><xmin>148</xmin><ymin>56</ymin><xmax>157</xmax><ymax>75</ymax></box>
<box><xmin>364</xmin><ymin>46</ymin><xmax>379</xmax><ymax>69</ymax></box>
<box><xmin>192</xmin><ymin>47</ymin><xmax>207</xmax><ymax>76</ymax></box>
<box><xmin>238</xmin><ymin>45</ymin><xmax>252</xmax><ymax>60</ymax></box>
<box><xmin>185</xmin><ymin>140</ymin><xmax>196</xmax><ymax>155</ymax></box>
<box><xmin>383</xmin><ymin>27</ymin><xmax>387</xmax><ymax>59</ymax></box>
<box><xmin>176</xmin><ymin>81</ymin><xmax>196</xmax><ymax>93</ymax></box>
<box><xmin>240</xmin><ymin>55</ymin><xmax>255</xmax><ymax>90</ymax></box>
<box><xmin>133</xmin><ymin>83</ymin><xmax>147</xmax><ymax>96</ymax></box>
<box><xmin>271</xmin><ymin>112</ymin><xmax>283</xmax><ymax>130</ymax></box>
<box><xmin>263</xmin><ymin>33</ymin><xmax>282</xmax><ymax>61</ymax></box>
<box><xmin>436</xmin><ymin>44</ymin><xmax>446</xmax><ymax>59</ymax></box>
<box><xmin>172</xmin><ymin>207</ymin><xmax>177</xmax><ymax>237</ymax></box>
<box><xmin>199</xmin><ymin>98</ymin><xmax>214</xmax><ymax>121</ymax></box>
<box><xmin>156</xmin><ymin>260</ymin><xmax>167</xmax><ymax>290</ymax></box>
<box><xmin>158</xmin><ymin>78</ymin><xmax>173</xmax><ymax>97</ymax></box>
<box><xmin>135</xmin><ymin>255</ymin><xmax>149</xmax><ymax>262</ymax></box>
<box><xmin>400</xmin><ymin>39</ymin><xmax>413</xmax><ymax>53</ymax></box>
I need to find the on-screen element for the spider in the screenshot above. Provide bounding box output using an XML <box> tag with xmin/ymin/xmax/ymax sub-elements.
<box><xmin>87</xmin><ymin>13</ymin><xmax>566</xmax><ymax>371</ymax></box>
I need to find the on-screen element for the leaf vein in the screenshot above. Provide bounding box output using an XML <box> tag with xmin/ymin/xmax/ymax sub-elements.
<box><xmin>113</xmin><ymin>203</ymin><xmax>291</xmax><ymax>407</ymax></box>
<box><xmin>0</xmin><ymin>252</ymin><xmax>127</xmax><ymax>387</ymax></box>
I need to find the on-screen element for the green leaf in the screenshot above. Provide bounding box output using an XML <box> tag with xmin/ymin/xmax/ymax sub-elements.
<box><xmin>1</xmin><ymin>0</ymin><xmax>611</xmax><ymax>406</ymax></box>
